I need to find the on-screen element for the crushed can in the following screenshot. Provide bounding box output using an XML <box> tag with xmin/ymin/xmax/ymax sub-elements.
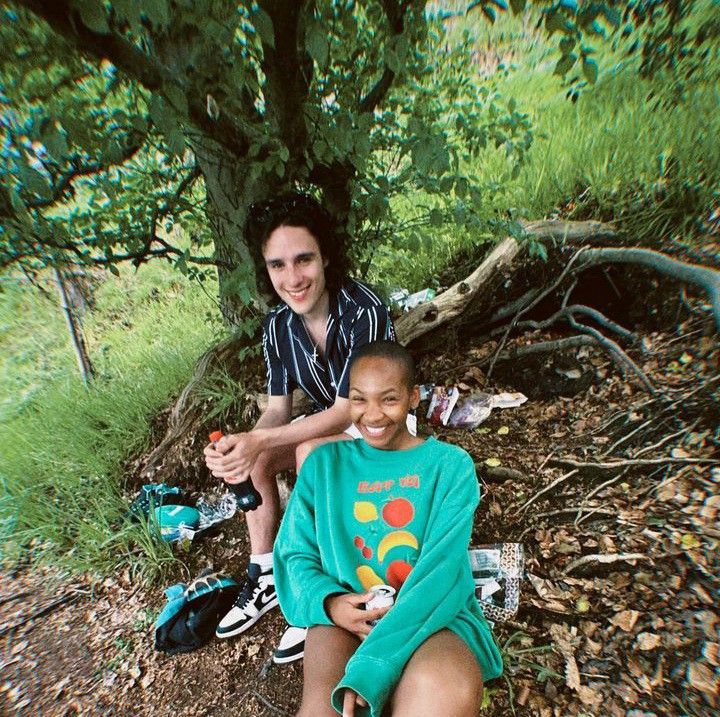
<box><xmin>365</xmin><ymin>584</ymin><xmax>395</xmax><ymax>627</ymax></box>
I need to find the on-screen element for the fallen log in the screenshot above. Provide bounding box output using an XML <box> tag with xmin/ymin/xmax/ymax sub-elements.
<box><xmin>395</xmin><ymin>219</ymin><xmax>618</xmax><ymax>345</ymax></box>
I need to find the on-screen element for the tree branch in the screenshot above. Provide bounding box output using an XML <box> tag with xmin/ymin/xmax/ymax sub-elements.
<box><xmin>359</xmin><ymin>0</ymin><xmax>415</xmax><ymax>113</ymax></box>
<box><xmin>25</xmin><ymin>139</ymin><xmax>145</xmax><ymax>209</ymax></box>
<box><xmin>17</xmin><ymin>0</ymin><xmax>251</xmax><ymax>158</ymax></box>
<box><xmin>258</xmin><ymin>0</ymin><xmax>310</xmax><ymax>161</ymax></box>
<box><xmin>576</xmin><ymin>248</ymin><xmax>720</xmax><ymax>332</ymax></box>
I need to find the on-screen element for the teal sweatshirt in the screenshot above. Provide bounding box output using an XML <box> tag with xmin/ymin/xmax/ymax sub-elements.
<box><xmin>273</xmin><ymin>437</ymin><xmax>503</xmax><ymax>717</ymax></box>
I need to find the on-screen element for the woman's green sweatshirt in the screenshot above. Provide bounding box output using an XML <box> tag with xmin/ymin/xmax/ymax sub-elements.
<box><xmin>273</xmin><ymin>436</ymin><xmax>503</xmax><ymax>717</ymax></box>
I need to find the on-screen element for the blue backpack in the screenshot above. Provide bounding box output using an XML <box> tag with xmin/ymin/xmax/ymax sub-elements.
<box><xmin>154</xmin><ymin>571</ymin><xmax>240</xmax><ymax>654</ymax></box>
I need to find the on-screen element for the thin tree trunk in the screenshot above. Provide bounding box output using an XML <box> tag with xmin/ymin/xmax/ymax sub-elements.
<box><xmin>53</xmin><ymin>266</ymin><xmax>94</xmax><ymax>384</ymax></box>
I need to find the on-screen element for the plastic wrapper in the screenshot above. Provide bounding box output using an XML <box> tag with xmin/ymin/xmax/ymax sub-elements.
<box><xmin>426</xmin><ymin>385</ymin><xmax>460</xmax><ymax>426</ymax></box>
<box><xmin>448</xmin><ymin>391</ymin><xmax>528</xmax><ymax>429</ymax></box>
<box><xmin>469</xmin><ymin>543</ymin><xmax>524</xmax><ymax>623</ymax></box>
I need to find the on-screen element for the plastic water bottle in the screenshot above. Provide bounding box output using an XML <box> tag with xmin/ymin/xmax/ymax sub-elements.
<box><xmin>208</xmin><ymin>431</ymin><xmax>263</xmax><ymax>512</ymax></box>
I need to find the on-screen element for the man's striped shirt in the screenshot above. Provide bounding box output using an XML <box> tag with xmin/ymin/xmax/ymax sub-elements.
<box><xmin>262</xmin><ymin>280</ymin><xmax>395</xmax><ymax>411</ymax></box>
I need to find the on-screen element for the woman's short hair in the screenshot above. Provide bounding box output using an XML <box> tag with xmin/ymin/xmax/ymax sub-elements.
<box><xmin>245</xmin><ymin>193</ymin><xmax>349</xmax><ymax>298</ymax></box>
<box><xmin>350</xmin><ymin>340</ymin><xmax>416</xmax><ymax>389</ymax></box>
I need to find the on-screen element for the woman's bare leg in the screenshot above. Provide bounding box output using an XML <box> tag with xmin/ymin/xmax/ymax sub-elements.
<box><xmin>296</xmin><ymin>625</ymin><xmax>360</xmax><ymax>717</ymax></box>
<box><xmin>390</xmin><ymin>630</ymin><xmax>484</xmax><ymax>717</ymax></box>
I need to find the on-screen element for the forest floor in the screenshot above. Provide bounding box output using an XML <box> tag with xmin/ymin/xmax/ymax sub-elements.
<box><xmin>1</xmin><ymin>292</ymin><xmax>718</xmax><ymax>717</ymax></box>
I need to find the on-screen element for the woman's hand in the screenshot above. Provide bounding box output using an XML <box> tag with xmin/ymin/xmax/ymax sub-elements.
<box><xmin>325</xmin><ymin>592</ymin><xmax>390</xmax><ymax>640</ymax></box>
<box><xmin>342</xmin><ymin>688</ymin><xmax>368</xmax><ymax>717</ymax></box>
<box><xmin>203</xmin><ymin>431</ymin><xmax>265</xmax><ymax>481</ymax></box>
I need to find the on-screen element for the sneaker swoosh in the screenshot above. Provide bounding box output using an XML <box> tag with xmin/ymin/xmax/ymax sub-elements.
<box><xmin>258</xmin><ymin>589</ymin><xmax>277</xmax><ymax>607</ymax></box>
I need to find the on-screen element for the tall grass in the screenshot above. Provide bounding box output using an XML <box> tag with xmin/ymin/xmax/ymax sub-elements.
<box><xmin>367</xmin><ymin>12</ymin><xmax>720</xmax><ymax>291</ymax></box>
<box><xmin>0</xmin><ymin>262</ymin><xmax>221</xmax><ymax>580</ymax></box>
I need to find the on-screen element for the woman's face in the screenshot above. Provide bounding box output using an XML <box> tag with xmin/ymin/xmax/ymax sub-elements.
<box><xmin>349</xmin><ymin>356</ymin><xmax>420</xmax><ymax>451</ymax></box>
<box><xmin>262</xmin><ymin>225</ymin><xmax>329</xmax><ymax>318</ymax></box>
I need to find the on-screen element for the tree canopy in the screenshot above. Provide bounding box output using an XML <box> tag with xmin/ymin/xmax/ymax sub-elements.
<box><xmin>1</xmin><ymin>0</ymin><xmax>717</xmax><ymax>321</ymax></box>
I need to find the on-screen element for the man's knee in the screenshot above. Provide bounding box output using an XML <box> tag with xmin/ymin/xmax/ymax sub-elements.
<box><xmin>251</xmin><ymin>448</ymin><xmax>283</xmax><ymax>485</ymax></box>
<box><xmin>295</xmin><ymin>439</ymin><xmax>321</xmax><ymax>470</ymax></box>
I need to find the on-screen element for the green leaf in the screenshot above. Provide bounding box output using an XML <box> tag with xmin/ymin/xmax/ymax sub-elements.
<box><xmin>113</xmin><ymin>0</ymin><xmax>143</xmax><ymax>31</ymax></box>
<box><xmin>251</xmin><ymin>7</ymin><xmax>275</xmax><ymax>49</ymax></box>
<box><xmin>554</xmin><ymin>52</ymin><xmax>578</xmax><ymax>76</ymax></box>
<box><xmin>163</xmin><ymin>84</ymin><xmax>188</xmax><ymax>118</ymax></box>
<box><xmin>108</xmin><ymin>263</ymin><xmax>120</xmax><ymax>276</ymax></box>
<box><xmin>76</xmin><ymin>0</ymin><xmax>110</xmax><ymax>34</ymax></box>
<box><xmin>365</xmin><ymin>193</ymin><xmax>389</xmax><ymax>223</ymax></box>
<box><xmin>509</xmin><ymin>0</ymin><xmax>526</xmax><ymax>13</ymax></box>
<box><xmin>306</xmin><ymin>20</ymin><xmax>329</xmax><ymax>67</ymax></box>
<box><xmin>385</xmin><ymin>35</ymin><xmax>409</xmax><ymax>74</ymax></box>
<box><xmin>429</xmin><ymin>208</ymin><xmax>444</xmax><ymax>226</ymax></box>
<box><xmin>583</xmin><ymin>57</ymin><xmax>599</xmax><ymax>84</ymax></box>
<box><xmin>142</xmin><ymin>0</ymin><xmax>170</xmax><ymax>29</ymax></box>
<box><xmin>148</xmin><ymin>94</ymin><xmax>185</xmax><ymax>155</ymax></box>
<box><xmin>602</xmin><ymin>4</ymin><xmax>622</xmax><ymax>29</ymax></box>
<box><xmin>482</xmin><ymin>5</ymin><xmax>497</xmax><ymax>24</ymax></box>
<box><xmin>41</xmin><ymin>123</ymin><xmax>69</xmax><ymax>161</ymax></box>
<box><xmin>8</xmin><ymin>187</ymin><xmax>32</xmax><ymax>225</ymax></box>
<box><xmin>16</xmin><ymin>160</ymin><xmax>53</xmax><ymax>201</ymax></box>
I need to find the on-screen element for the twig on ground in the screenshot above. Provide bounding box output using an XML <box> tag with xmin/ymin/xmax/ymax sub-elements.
<box><xmin>480</xmin><ymin>336</ymin><xmax>597</xmax><ymax>367</ymax></box>
<box><xmin>603</xmin><ymin>418</ymin><xmax>655</xmax><ymax>457</ymax></box>
<box><xmin>567</xmin><ymin>314</ymin><xmax>656</xmax><ymax>393</ymax></box>
<box><xmin>251</xmin><ymin>690</ymin><xmax>293</xmax><ymax>717</ymax></box>
<box><xmin>632</xmin><ymin>422</ymin><xmax>699</xmax><ymax>458</ymax></box>
<box><xmin>533</xmin><ymin>507</ymin><xmax>616</xmax><ymax>520</ymax></box>
<box><xmin>0</xmin><ymin>590</ymin><xmax>32</xmax><ymax>608</ymax></box>
<box><xmin>476</xmin><ymin>465</ymin><xmax>526</xmax><ymax>482</ymax></box>
<box><xmin>537</xmin><ymin>449</ymin><xmax>557</xmax><ymax>473</ymax></box>
<box><xmin>518</xmin><ymin>469</ymin><xmax>578</xmax><ymax>514</ymax></box>
<box><xmin>552</xmin><ymin>456</ymin><xmax>719</xmax><ymax>470</ymax></box>
<box><xmin>563</xmin><ymin>552</ymin><xmax>651</xmax><ymax>574</ymax></box>
<box><xmin>635</xmin><ymin>465</ymin><xmax>695</xmax><ymax>499</ymax></box>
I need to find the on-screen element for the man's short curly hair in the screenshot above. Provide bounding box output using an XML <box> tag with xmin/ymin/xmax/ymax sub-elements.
<box><xmin>245</xmin><ymin>193</ymin><xmax>349</xmax><ymax>299</ymax></box>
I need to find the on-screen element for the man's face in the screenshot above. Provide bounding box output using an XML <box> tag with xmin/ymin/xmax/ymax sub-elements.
<box><xmin>262</xmin><ymin>225</ymin><xmax>328</xmax><ymax>318</ymax></box>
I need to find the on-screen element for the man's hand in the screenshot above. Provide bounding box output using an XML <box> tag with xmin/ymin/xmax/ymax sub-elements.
<box><xmin>342</xmin><ymin>688</ymin><xmax>368</xmax><ymax>717</ymax></box>
<box><xmin>325</xmin><ymin>592</ymin><xmax>389</xmax><ymax>640</ymax></box>
<box><xmin>203</xmin><ymin>431</ymin><xmax>265</xmax><ymax>481</ymax></box>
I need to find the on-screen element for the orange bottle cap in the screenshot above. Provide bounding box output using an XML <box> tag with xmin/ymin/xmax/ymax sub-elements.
<box><xmin>208</xmin><ymin>430</ymin><xmax>223</xmax><ymax>443</ymax></box>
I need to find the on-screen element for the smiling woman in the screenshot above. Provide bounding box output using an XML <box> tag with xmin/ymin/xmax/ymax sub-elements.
<box><xmin>273</xmin><ymin>341</ymin><xmax>503</xmax><ymax>717</ymax></box>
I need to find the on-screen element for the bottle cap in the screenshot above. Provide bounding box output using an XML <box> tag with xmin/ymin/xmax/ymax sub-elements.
<box><xmin>209</xmin><ymin>430</ymin><xmax>223</xmax><ymax>443</ymax></box>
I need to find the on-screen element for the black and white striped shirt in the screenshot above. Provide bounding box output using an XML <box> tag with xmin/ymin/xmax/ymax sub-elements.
<box><xmin>262</xmin><ymin>280</ymin><xmax>395</xmax><ymax>411</ymax></box>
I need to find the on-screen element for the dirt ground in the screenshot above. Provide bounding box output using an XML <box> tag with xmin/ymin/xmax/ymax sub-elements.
<box><xmin>1</xmin><ymin>309</ymin><xmax>718</xmax><ymax>717</ymax></box>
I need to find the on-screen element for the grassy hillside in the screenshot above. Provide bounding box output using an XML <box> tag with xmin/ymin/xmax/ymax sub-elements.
<box><xmin>0</xmin><ymin>263</ymin><xmax>221</xmax><ymax>578</ymax></box>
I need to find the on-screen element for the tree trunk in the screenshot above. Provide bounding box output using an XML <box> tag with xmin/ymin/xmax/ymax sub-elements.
<box><xmin>53</xmin><ymin>267</ymin><xmax>94</xmax><ymax>384</ymax></box>
<box><xmin>192</xmin><ymin>138</ymin><xmax>276</xmax><ymax>326</ymax></box>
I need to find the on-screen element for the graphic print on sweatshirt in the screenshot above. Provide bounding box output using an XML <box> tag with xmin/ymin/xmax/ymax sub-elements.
<box><xmin>352</xmin><ymin>473</ymin><xmax>420</xmax><ymax>592</ymax></box>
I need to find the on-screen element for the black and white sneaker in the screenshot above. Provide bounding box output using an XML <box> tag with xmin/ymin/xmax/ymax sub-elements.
<box><xmin>215</xmin><ymin>563</ymin><xmax>278</xmax><ymax>639</ymax></box>
<box><xmin>272</xmin><ymin>625</ymin><xmax>307</xmax><ymax>664</ymax></box>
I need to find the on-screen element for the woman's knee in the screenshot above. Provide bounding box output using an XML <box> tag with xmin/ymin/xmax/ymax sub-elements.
<box><xmin>394</xmin><ymin>633</ymin><xmax>484</xmax><ymax>714</ymax></box>
<box><xmin>399</xmin><ymin>665</ymin><xmax>482</xmax><ymax>711</ymax></box>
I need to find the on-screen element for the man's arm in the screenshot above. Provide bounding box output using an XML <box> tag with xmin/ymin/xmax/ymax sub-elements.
<box><xmin>205</xmin><ymin>395</ymin><xmax>352</xmax><ymax>480</ymax></box>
